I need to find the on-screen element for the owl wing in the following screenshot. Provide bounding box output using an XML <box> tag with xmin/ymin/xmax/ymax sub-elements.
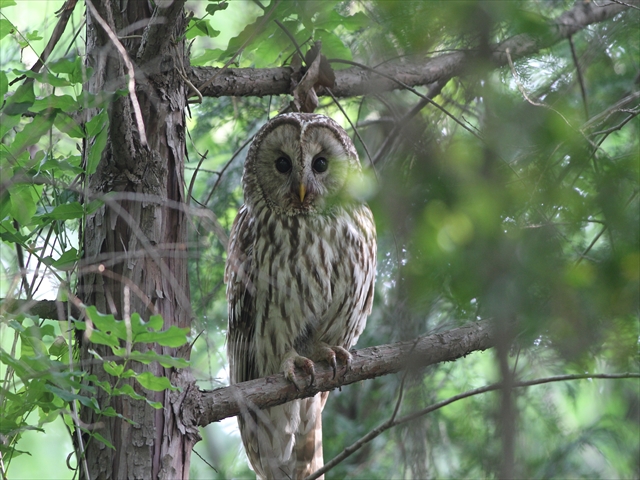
<box><xmin>225</xmin><ymin>204</ymin><xmax>258</xmax><ymax>384</ymax></box>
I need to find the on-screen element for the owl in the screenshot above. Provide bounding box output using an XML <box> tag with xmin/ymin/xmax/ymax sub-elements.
<box><xmin>225</xmin><ymin>113</ymin><xmax>376</xmax><ymax>479</ymax></box>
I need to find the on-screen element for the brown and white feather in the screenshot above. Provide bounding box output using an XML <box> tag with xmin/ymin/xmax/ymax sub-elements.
<box><xmin>225</xmin><ymin>113</ymin><xmax>376</xmax><ymax>480</ymax></box>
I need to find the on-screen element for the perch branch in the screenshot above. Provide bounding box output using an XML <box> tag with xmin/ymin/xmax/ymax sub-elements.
<box><xmin>192</xmin><ymin>320</ymin><xmax>495</xmax><ymax>427</ymax></box>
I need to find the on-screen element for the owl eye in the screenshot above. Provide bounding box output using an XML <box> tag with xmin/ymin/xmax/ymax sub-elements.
<box><xmin>312</xmin><ymin>157</ymin><xmax>328</xmax><ymax>173</ymax></box>
<box><xmin>275</xmin><ymin>156</ymin><xmax>292</xmax><ymax>173</ymax></box>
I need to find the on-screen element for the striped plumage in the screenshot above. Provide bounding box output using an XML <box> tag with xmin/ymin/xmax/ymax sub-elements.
<box><xmin>225</xmin><ymin>113</ymin><xmax>376</xmax><ymax>479</ymax></box>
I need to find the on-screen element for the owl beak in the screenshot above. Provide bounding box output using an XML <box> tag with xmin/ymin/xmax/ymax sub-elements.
<box><xmin>299</xmin><ymin>183</ymin><xmax>306</xmax><ymax>203</ymax></box>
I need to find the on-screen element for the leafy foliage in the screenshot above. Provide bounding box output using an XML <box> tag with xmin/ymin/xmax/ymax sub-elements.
<box><xmin>1</xmin><ymin>0</ymin><xmax>638</xmax><ymax>479</ymax></box>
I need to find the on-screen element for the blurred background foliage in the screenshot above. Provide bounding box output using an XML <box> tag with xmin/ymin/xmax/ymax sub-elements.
<box><xmin>0</xmin><ymin>0</ymin><xmax>638</xmax><ymax>478</ymax></box>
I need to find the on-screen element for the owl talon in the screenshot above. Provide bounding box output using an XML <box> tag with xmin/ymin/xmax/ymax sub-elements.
<box><xmin>328</xmin><ymin>355</ymin><xmax>337</xmax><ymax>378</ymax></box>
<box><xmin>312</xmin><ymin>344</ymin><xmax>352</xmax><ymax>378</ymax></box>
<box><xmin>333</xmin><ymin>346</ymin><xmax>352</xmax><ymax>373</ymax></box>
<box><xmin>281</xmin><ymin>351</ymin><xmax>315</xmax><ymax>390</ymax></box>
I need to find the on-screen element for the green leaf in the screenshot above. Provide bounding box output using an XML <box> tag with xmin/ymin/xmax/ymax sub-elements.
<box><xmin>51</xmin><ymin>247</ymin><xmax>78</xmax><ymax>269</ymax></box>
<box><xmin>85</xmin><ymin>306</ymin><xmax>127</xmax><ymax>340</ymax></box>
<box><xmin>0</xmin><ymin>220</ymin><xmax>28</xmax><ymax>243</ymax></box>
<box><xmin>0</xmin><ymin>347</ymin><xmax>30</xmax><ymax>380</ymax></box>
<box><xmin>5</xmin><ymin>111</ymin><xmax>56</xmax><ymax>160</ymax></box>
<box><xmin>0</xmin><ymin>113</ymin><xmax>19</xmax><ymax>144</ymax></box>
<box><xmin>16</xmin><ymin>69</ymin><xmax>71</xmax><ymax>88</ymax></box>
<box><xmin>205</xmin><ymin>1</ymin><xmax>228</xmax><ymax>15</ymax></box>
<box><xmin>112</xmin><ymin>383</ymin><xmax>146</xmax><ymax>400</ymax></box>
<box><xmin>101</xmin><ymin>406</ymin><xmax>136</xmax><ymax>423</ymax></box>
<box><xmin>49</xmin><ymin>56</ymin><xmax>85</xmax><ymax>84</ymax></box>
<box><xmin>134</xmin><ymin>325</ymin><xmax>189</xmax><ymax>347</ymax></box>
<box><xmin>0</xmin><ymin>18</ymin><xmax>15</xmax><ymax>39</ymax></box>
<box><xmin>20</xmin><ymin>332</ymin><xmax>47</xmax><ymax>358</ymax></box>
<box><xmin>2</xmin><ymin>81</ymin><xmax>35</xmax><ymax>116</ymax></box>
<box><xmin>85</xmin><ymin>110</ymin><xmax>107</xmax><ymax>137</ymax></box>
<box><xmin>314</xmin><ymin>29</ymin><xmax>352</xmax><ymax>62</ymax></box>
<box><xmin>134</xmin><ymin>371</ymin><xmax>178</xmax><ymax>392</ymax></box>
<box><xmin>103</xmin><ymin>361</ymin><xmax>124</xmax><ymax>377</ymax></box>
<box><xmin>0</xmin><ymin>71</ymin><xmax>8</xmax><ymax>100</ymax></box>
<box><xmin>190</xmin><ymin>48</ymin><xmax>224</xmax><ymax>66</ymax></box>
<box><xmin>87</xmin><ymin>125</ymin><xmax>107</xmax><ymax>174</ymax></box>
<box><xmin>219</xmin><ymin>10</ymin><xmax>272</xmax><ymax>61</ymax></box>
<box><xmin>186</xmin><ymin>18</ymin><xmax>220</xmax><ymax>39</ymax></box>
<box><xmin>122</xmin><ymin>350</ymin><xmax>189</xmax><ymax>368</ymax></box>
<box><xmin>44</xmin><ymin>384</ymin><xmax>99</xmax><ymax>409</ymax></box>
<box><xmin>89</xmin><ymin>431</ymin><xmax>115</xmax><ymax>450</ymax></box>
<box><xmin>30</xmin><ymin>94</ymin><xmax>78</xmax><ymax>113</ymax></box>
<box><xmin>86</xmin><ymin>199</ymin><xmax>103</xmax><ymax>215</ymax></box>
<box><xmin>121</xmin><ymin>369</ymin><xmax>136</xmax><ymax>379</ymax></box>
<box><xmin>48</xmin><ymin>336</ymin><xmax>67</xmax><ymax>357</ymax></box>
<box><xmin>129</xmin><ymin>312</ymin><xmax>147</xmax><ymax>334</ymax></box>
<box><xmin>42</xmin><ymin>202</ymin><xmax>84</xmax><ymax>220</ymax></box>
<box><xmin>40</xmin><ymin>324</ymin><xmax>55</xmax><ymax>338</ymax></box>
<box><xmin>339</xmin><ymin>11</ymin><xmax>369</xmax><ymax>31</ymax></box>
<box><xmin>8</xmin><ymin>184</ymin><xmax>37</xmax><ymax>225</ymax></box>
<box><xmin>86</xmin><ymin>328</ymin><xmax>119</xmax><ymax>347</ymax></box>
<box><xmin>26</xmin><ymin>30</ymin><xmax>42</xmax><ymax>42</ymax></box>
<box><xmin>53</xmin><ymin>114</ymin><xmax>85</xmax><ymax>138</ymax></box>
<box><xmin>39</xmin><ymin>155</ymin><xmax>83</xmax><ymax>174</ymax></box>
<box><xmin>148</xmin><ymin>314</ymin><xmax>164</xmax><ymax>331</ymax></box>
<box><xmin>0</xmin><ymin>0</ymin><xmax>17</xmax><ymax>7</ymax></box>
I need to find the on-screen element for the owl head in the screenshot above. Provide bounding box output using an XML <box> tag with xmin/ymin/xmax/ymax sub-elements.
<box><xmin>243</xmin><ymin>113</ymin><xmax>363</xmax><ymax>215</ymax></box>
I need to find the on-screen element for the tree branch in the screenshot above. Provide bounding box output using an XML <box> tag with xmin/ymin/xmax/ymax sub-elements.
<box><xmin>0</xmin><ymin>298</ymin><xmax>81</xmax><ymax>320</ymax></box>
<box><xmin>188</xmin><ymin>0</ymin><xmax>634</xmax><ymax>99</ymax></box>
<box><xmin>306</xmin><ymin>372</ymin><xmax>640</xmax><ymax>480</ymax></box>
<box><xmin>192</xmin><ymin>320</ymin><xmax>495</xmax><ymax>427</ymax></box>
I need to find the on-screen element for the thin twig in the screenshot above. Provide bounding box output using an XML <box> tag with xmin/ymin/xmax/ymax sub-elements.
<box><xmin>596</xmin><ymin>0</ymin><xmax>640</xmax><ymax>10</ymax></box>
<box><xmin>505</xmin><ymin>48</ymin><xmax>573</xmax><ymax>129</ymax></box>
<box><xmin>187</xmin><ymin>148</ymin><xmax>209</xmax><ymax>206</ymax></box>
<box><xmin>85</xmin><ymin>0</ymin><xmax>148</xmax><ymax>147</ymax></box>
<box><xmin>590</xmin><ymin>108</ymin><xmax>640</xmax><ymax>136</ymax></box>
<box><xmin>325</xmin><ymin>88</ymin><xmax>379</xmax><ymax>181</ymax></box>
<box><xmin>305</xmin><ymin>372</ymin><xmax>640</xmax><ymax>480</ymax></box>
<box><xmin>581</xmin><ymin>91</ymin><xmax>640</xmax><ymax>132</ymax></box>
<box><xmin>273</xmin><ymin>17</ymin><xmax>305</xmax><ymax>61</ymax></box>
<box><xmin>568</xmin><ymin>35</ymin><xmax>589</xmax><ymax>119</ymax></box>
<box><xmin>192</xmin><ymin>448</ymin><xmax>218</xmax><ymax>473</ymax></box>
<box><xmin>329</xmin><ymin>58</ymin><xmax>481</xmax><ymax>143</ymax></box>
<box><xmin>371</xmin><ymin>80</ymin><xmax>446</xmax><ymax>167</ymax></box>
<box><xmin>31</xmin><ymin>0</ymin><xmax>78</xmax><ymax>75</ymax></box>
<box><xmin>203</xmin><ymin>135</ymin><xmax>254</xmax><ymax>207</ymax></box>
<box><xmin>575</xmin><ymin>189</ymin><xmax>638</xmax><ymax>265</ymax></box>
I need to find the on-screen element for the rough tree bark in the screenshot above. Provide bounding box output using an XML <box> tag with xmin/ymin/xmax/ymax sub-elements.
<box><xmin>76</xmin><ymin>1</ymin><xmax>196</xmax><ymax>479</ymax></box>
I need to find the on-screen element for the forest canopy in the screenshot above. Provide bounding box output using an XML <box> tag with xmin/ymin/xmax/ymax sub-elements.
<box><xmin>0</xmin><ymin>1</ymin><xmax>638</xmax><ymax>479</ymax></box>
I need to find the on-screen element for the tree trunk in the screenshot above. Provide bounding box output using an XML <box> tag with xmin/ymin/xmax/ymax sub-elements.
<box><xmin>77</xmin><ymin>2</ymin><xmax>195</xmax><ymax>478</ymax></box>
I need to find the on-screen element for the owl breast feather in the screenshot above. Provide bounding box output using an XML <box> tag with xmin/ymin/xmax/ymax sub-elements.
<box><xmin>250</xmin><ymin>200</ymin><xmax>374</xmax><ymax>378</ymax></box>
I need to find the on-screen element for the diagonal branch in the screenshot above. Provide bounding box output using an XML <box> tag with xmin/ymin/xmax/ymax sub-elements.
<box><xmin>187</xmin><ymin>0</ymin><xmax>634</xmax><ymax>99</ymax></box>
<box><xmin>192</xmin><ymin>320</ymin><xmax>495</xmax><ymax>427</ymax></box>
<box><xmin>306</xmin><ymin>372</ymin><xmax>640</xmax><ymax>480</ymax></box>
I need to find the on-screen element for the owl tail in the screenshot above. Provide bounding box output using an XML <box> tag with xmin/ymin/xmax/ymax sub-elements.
<box><xmin>239</xmin><ymin>392</ymin><xmax>329</xmax><ymax>480</ymax></box>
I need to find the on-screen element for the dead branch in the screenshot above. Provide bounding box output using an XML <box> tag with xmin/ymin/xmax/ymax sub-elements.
<box><xmin>192</xmin><ymin>320</ymin><xmax>495</xmax><ymax>427</ymax></box>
